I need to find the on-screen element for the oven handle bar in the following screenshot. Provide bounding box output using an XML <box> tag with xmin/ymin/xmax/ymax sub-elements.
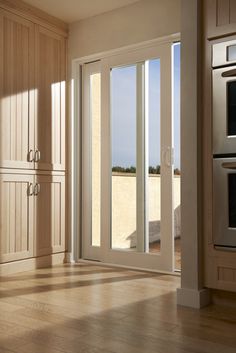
<box><xmin>222</xmin><ymin>68</ymin><xmax>236</xmax><ymax>77</ymax></box>
<box><xmin>222</xmin><ymin>162</ymin><xmax>236</xmax><ymax>169</ymax></box>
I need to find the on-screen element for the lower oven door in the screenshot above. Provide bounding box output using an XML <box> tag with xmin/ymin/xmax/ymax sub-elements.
<box><xmin>213</xmin><ymin>158</ymin><xmax>236</xmax><ymax>248</ymax></box>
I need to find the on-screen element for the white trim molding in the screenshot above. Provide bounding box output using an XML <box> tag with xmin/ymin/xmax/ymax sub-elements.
<box><xmin>0</xmin><ymin>253</ymin><xmax>67</xmax><ymax>276</ymax></box>
<box><xmin>178</xmin><ymin>0</ymin><xmax>209</xmax><ymax>308</ymax></box>
<box><xmin>177</xmin><ymin>287</ymin><xmax>211</xmax><ymax>309</ymax></box>
<box><xmin>72</xmin><ymin>33</ymin><xmax>180</xmax><ymax>65</ymax></box>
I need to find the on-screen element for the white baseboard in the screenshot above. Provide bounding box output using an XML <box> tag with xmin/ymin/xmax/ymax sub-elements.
<box><xmin>0</xmin><ymin>252</ymin><xmax>67</xmax><ymax>276</ymax></box>
<box><xmin>64</xmin><ymin>252</ymin><xmax>74</xmax><ymax>263</ymax></box>
<box><xmin>177</xmin><ymin>287</ymin><xmax>211</xmax><ymax>308</ymax></box>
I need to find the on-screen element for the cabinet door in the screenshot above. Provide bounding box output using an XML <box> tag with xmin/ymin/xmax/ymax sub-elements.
<box><xmin>205</xmin><ymin>0</ymin><xmax>236</xmax><ymax>38</ymax></box>
<box><xmin>34</xmin><ymin>175</ymin><xmax>65</xmax><ymax>256</ymax></box>
<box><xmin>35</xmin><ymin>25</ymin><xmax>66</xmax><ymax>171</ymax></box>
<box><xmin>0</xmin><ymin>10</ymin><xmax>35</xmax><ymax>169</ymax></box>
<box><xmin>0</xmin><ymin>174</ymin><xmax>34</xmax><ymax>263</ymax></box>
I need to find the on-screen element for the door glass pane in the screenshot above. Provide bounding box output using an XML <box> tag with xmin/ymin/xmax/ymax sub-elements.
<box><xmin>91</xmin><ymin>73</ymin><xmax>101</xmax><ymax>246</ymax></box>
<box><xmin>228</xmin><ymin>174</ymin><xmax>236</xmax><ymax>228</ymax></box>
<box><xmin>147</xmin><ymin>59</ymin><xmax>161</xmax><ymax>254</ymax></box>
<box><xmin>227</xmin><ymin>81</ymin><xmax>236</xmax><ymax>136</ymax></box>
<box><xmin>111</xmin><ymin>65</ymin><xmax>137</xmax><ymax>250</ymax></box>
<box><xmin>173</xmin><ymin>42</ymin><xmax>181</xmax><ymax>270</ymax></box>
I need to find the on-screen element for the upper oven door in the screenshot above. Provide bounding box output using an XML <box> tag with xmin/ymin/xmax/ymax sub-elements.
<box><xmin>213</xmin><ymin>158</ymin><xmax>236</xmax><ymax>248</ymax></box>
<box><xmin>213</xmin><ymin>40</ymin><xmax>236</xmax><ymax>68</ymax></box>
<box><xmin>213</xmin><ymin>66</ymin><xmax>236</xmax><ymax>155</ymax></box>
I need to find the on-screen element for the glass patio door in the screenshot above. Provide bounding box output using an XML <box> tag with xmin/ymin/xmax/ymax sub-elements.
<box><xmin>82</xmin><ymin>42</ymin><xmax>180</xmax><ymax>272</ymax></box>
<box><xmin>82</xmin><ymin>61</ymin><xmax>102</xmax><ymax>260</ymax></box>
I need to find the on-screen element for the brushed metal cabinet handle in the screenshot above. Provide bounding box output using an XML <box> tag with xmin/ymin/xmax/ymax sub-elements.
<box><xmin>35</xmin><ymin>150</ymin><xmax>41</xmax><ymax>162</ymax></box>
<box><xmin>27</xmin><ymin>183</ymin><xmax>34</xmax><ymax>196</ymax></box>
<box><xmin>34</xmin><ymin>183</ymin><xmax>41</xmax><ymax>196</ymax></box>
<box><xmin>28</xmin><ymin>150</ymin><xmax>34</xmax><ymax>162</ymax></box>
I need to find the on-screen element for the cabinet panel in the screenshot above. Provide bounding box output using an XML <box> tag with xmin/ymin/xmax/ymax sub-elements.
<box><xmin>0</xmin><ymin>174</ymin><xmax>34</xmax><ymax>263</ymax></box>
<box><xmin>0</xmin><ymin>10</ymin><xmax>34</xmax><ymax>169</ymax></box>
<box><xmin>35</xmin><ymin>175</ymin><xmax>65</xmax><ymax>256</ymax></box>
<box><xmin>205</xmin><ymin>0</ymin><xmax>236</xmax><ymax>38</ymax></box>
<box><xmin>35</xmin><ymin>25</ymin><xmax>66</xmax><ymax>171</ymax></box>
<box><xmin>230</xmin><ymin>0</ymin><xmax>236</xmax><ymax>24</ymax></box>
<box><xmin>217</xmin><ymin>0</ymin><xmax>230</xmax><ymax>27</ymax></box>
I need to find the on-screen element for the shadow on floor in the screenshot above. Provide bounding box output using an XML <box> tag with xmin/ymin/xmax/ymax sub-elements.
<box><xmin>0</xmin><ymin>265</ymin><xmax>236</xmax><ymax>353</ymax></box>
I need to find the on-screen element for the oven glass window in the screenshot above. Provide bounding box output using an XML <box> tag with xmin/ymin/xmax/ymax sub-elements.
<box><xmin>227</xmin><ymin>81</ymin><xmax>236</xmax><ymax>136</ymax></box>
<box><xmin>228</xmin><ymin>174</ymin><xmax>236</xmax><ymax>228</ymax></box>
<box><xmin>227</xmin><ymin>45</ymin><xmax>236</xmax><ymax>62</ymax></box>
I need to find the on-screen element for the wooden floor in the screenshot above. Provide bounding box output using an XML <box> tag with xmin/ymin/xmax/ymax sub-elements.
<box><xmin>0</xmin><ymin>264</ymin><xmax>236</xmax><ymax>353</ymax></box>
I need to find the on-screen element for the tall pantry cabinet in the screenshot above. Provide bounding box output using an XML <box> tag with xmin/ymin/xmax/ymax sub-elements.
<box><xmin>0</xmin><ymin>1</ymin><xmax>68</xmax><ymax>272</ymax></box>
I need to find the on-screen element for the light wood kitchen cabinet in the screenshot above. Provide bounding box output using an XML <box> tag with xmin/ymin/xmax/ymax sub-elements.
<box><xmin>0</xmin><ymin>9</ymin><xmax>66</xmax><ymax>172</ymax></box>
<box><xmin>34</xmin><ymin>175</ymin><xmax>65</xmax><ymax>256</ymax></box>
<box><xmin>35</xmin><ymin>25</ymin><xmax>66</xmax><ymax>171</ymax></box>
<box><xmin>0</xmin><ymin>173</ymin><xmax>65</xmax><ymax>264</ymax></box>
<box><xmin>205</xmin><ymin>0</ymin><xmax>236</xmax><ymax>38</ymax></box>
<box><xmin>0</xmin><ymin>1</ymin><xmax>67</xmax><ymax>272</ymax></box>
<box><xmin>0</xmin><ymin>173</ymin><xmax>34</xmax><ymax>263</ymax></box>
<box><xmin>0</xmin><ymin>10</ymin><xmax>35</xmax><ymax>169</ymax></box>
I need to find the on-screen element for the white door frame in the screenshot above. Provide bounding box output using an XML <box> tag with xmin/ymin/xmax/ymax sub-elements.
<box><xmin>70</xmin><ymin>33</ymin><xmax>180</xmax><ymax>272</ymax></box>
<box><xmin>82</xmin><ymin>61</ymin><xmax>102</xmax><ymax>261</ymax></box>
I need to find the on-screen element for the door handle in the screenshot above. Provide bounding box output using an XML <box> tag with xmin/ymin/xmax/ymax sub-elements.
<box><xmin>161</xmin><ymin>147</ymin><xmax>174</xmax><ymax>167</ymax></box>
<box><xmin>34</xmin><ymin>183</ymin><xmax>41</xmax><ymax>196</ymax></box>
<box><xmin>35</xmin><ymin>150</ymin><xmax>41</xmax><ymax>162</ymax></box>
<box><xmin>221</xmin><ymin>68</ymin><xmax>236</xmax><ymax>77</ymax></box>
<box><xmin>27</xmin><ymin>183</ymin><xmax>34</xmax><ymax>196</ymax></box>
<box><xmin>28</xmin><ymin>150</ymin><xmax>34</xmax><ymax>162</ymax></box>
<box><xmin>222</xmin><ymin>162</ymin><xmax>236</xmax><ymax>169</ymax></box>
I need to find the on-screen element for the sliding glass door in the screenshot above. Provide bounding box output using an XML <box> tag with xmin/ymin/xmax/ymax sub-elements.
<box><xmin>82</xmin><ymin>62</ymin><xmax>102</xmax><ymax>260</ymax></box>
<box><xmin>82</xmin><ymin>41</ymin><xmax>180</xmax><ymax>272</ymax></box>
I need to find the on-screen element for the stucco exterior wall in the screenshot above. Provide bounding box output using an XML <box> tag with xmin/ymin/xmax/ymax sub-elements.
<box><xmin>92</xmin><ymin>174</ymin><xmax>181</xmax><ymax>249</ymax></box>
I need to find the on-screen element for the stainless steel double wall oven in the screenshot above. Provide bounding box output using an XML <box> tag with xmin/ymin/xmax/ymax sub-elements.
<box><xmin>213</xmin><ymin>39</ymin><xmax>236</xmax><ymax>249</ymax></box>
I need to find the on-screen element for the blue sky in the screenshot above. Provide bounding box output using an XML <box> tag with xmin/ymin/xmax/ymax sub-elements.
<box><xmin>111</xmin><ymin>43</ymin><xmax>180</xmax><ymax>169</ymax></box>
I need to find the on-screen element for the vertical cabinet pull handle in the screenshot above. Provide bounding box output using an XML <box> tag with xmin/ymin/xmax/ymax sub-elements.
<box><xmin>34</xmin><ymin>183</ymin><xmax>41</xmax><ymax>196</ymax></box>
<box><xmin>27</xmin><ymin>183</ymin><xmax>41</xmax><ymax>196</ymax></box>
<box><xmin>28</xmin><ymin>150</ymin><xmax>34</xmax><ymax>162</ymax></box>
<box><xmin>27</xmin><ymin>183</ymin><xmax>34</xmax><ymax>196</ymax></box>
<box><xmin>35</xmin><ymin>150</ymin><xmax>41</xmax><ymax>162</ymax></box>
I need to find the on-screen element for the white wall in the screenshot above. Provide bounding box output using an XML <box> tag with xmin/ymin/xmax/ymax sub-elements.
<box><xmin>69</xmin><ymin>0</ymin><xmax>181</xmax><ymax>60</ymax></box>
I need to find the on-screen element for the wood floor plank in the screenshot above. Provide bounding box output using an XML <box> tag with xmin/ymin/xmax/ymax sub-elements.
<box><xmin>0</xmin><ymin>264</ymin><xmax>236</xmax><ymax>353</ymax></box>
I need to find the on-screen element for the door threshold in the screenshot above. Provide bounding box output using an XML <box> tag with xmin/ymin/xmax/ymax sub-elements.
<box><xmin>78</xmin><ymin>259</ymin><xmax>181</xmax><ymax>276</ymax></box>
<box><xmin>83</xmin><ymin>258</ymin><xmax>101</xmax><ymax>262</ymax></box>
